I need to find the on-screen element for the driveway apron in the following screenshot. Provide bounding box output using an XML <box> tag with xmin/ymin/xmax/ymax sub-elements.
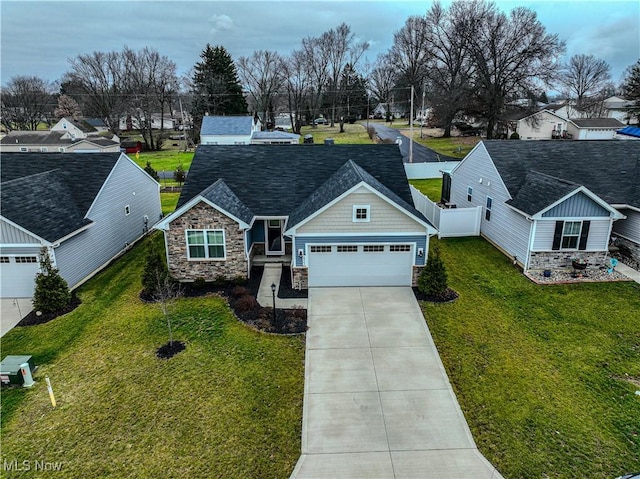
<box><xmin>290</xmin><ymin>287</ymin><xmax>503</xmax><ymax>479</ymax></box>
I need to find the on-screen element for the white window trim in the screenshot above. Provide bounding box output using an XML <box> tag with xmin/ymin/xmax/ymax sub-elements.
<box><xmin>467</xmin><ymin>186</ymin><xmax>473</xmax><ymax>202</ymax></box>
<box><xmin>125</xmin><ymin>205</ymin><xmax>131</xmax><ymax>216</ymax></box>
<box><xmin>352</xmin><ymin>205</ymin><xmax>371</xmax><ymax>223</ymax></box>
<box><xmin>186</xmin><ymin>229</ymin><xmax>227</xmax><ymax>261</ymax></box>
<box><xmin>485</xmin><ymin>196</ymin><xmax>493</xmax><ymax>221</ymax></box>
<box><xmin>19</xmin><ymin>146</ymin><xmax>28</xmax><ymax>152</ymax></box>
<box><xmin>561</xmin><ymin>220</ymin><xmax>582</xmax><ymax>250</ymax></box>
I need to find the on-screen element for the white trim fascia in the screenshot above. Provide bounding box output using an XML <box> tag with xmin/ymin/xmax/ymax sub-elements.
<box><xmin>0</xmin><ymin>216</ymin><xmax>50</xmax><ymax>245</ymax></box>
<box><xmin>450</xmin><ymin>141</ymin><xmax>485</xmax><ymax>175</ymax></box>
<box><xmin>293</xmin><ymin>231</ymin><xmax>428</xmax><ymax>238</ymax></box>
<box><xmin>526</xmin><ymin>218</ymin><xmax>536</xmax><ymax>270</ymax></box>
<box><xmin>284</xmin><ymin>181</ymin><xmax>436</xmax><ymax>236</ymax></box>
<box><xmin>85</xmin><ymin>153</ymin><xmax>123</xmax><ymax>218</ymax></box>
<box><xmin>612</xmin><ymin>204</ymin><xmax>640</xmax><ymax>213</ymax></box>
<box><xmin>614</xmin><ymin>232</ymin><xmax>640</xmax><ymax>244</ymax></box>
<box><xmin>120</xmin><ymin>153</ymin><xmax>163</xmax><ymax>189</ymax></box>
<box><xmin>0</xmin><ymin>243</ymin><xmax>42</xmax><ymax>248</ymax></box>
<box><xmin>503</xmin><ymin>202</ymin><xmax>532</xmax><ymax>218</ymax></box>
<box><xmin>155</xmin><ymin>196</ymin><xmax>250</xmax><ymax>231</ymax></box>
<box><xmin>53</xmin><ymin>221</ymin><xmax>95</xmax><ymax>244</ymax></box>
<box><xmin>530</xmin><ymin>186</ymin><xmax>624</xmax><ymax>220</ymax></box>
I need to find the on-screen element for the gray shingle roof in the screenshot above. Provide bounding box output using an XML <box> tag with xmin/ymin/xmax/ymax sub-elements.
<box><xmin>200</xmin><ymin>180</ymin><xmax>254</xmax><ymax>226</ymax></box>
<box><xmin>1</xmin><ymin>153</ymin><xmax>122</xmax><ymax>241</ymax></box>
<box><xmin>178</xmin><ymin>144</ymin><xmax>429</xmax><ymax>226</ymax></box>
<box><xmin>200</xmin><ymin>116</ymin><xmax>254</xmax><ymax>136</ymax></box>
<box><xmin>506</xmin><ymin>171</ymin><xmax>580</xmax><ymax>215</ymax></box>
<box><xmin>569</xmin><ymin>118</ymin><xmax>625</xmax><ymax>128</ymax></box>
<box><xmin>482</xmin><ymin>140</ymin><xmax>640</xmax><ymax>211</ymax></box>
<box><xmin>1</xmin><ymin>131</ymin><xmax>67</xmax><ymax>145</ymax></box>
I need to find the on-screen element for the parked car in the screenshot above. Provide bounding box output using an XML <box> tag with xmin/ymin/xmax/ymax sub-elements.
<box><xmin>313</xmin><ymin>117</ymin><xmax>327</xmax><ymax>125</ymax></box>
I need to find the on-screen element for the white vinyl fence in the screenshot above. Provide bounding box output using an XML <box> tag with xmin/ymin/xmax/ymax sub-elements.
<box><xmin>410</xmin><ymin>185</ymin><xmax>482</xmax><ymax>238</ymax></box>
<box><xmin>404</xmin><ymin>161</ymin><xmax>460</xmax><ymax>179</ymax></box>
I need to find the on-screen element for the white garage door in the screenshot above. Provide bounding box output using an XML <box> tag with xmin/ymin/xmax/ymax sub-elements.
<box><xmin>0</xmin><ymin>256</ymin><xmax>39</xmax><ymax>298</ymax></box>
<box><xmin>308</xmin><ymin>244</ymin><xmax>414</xmax><ymax>287</ymax></box>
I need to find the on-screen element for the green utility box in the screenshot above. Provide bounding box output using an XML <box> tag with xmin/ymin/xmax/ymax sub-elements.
<box><xmin>0</xmin><ymin>355</ymin><xmax>35</xmax><ymax>386</ymax></box>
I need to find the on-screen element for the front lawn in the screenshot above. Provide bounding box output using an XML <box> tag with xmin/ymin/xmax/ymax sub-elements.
<box><xmin>422</xmin><ymin>237</ymin><xmax>640</xmax><ymax>478</ymax></box>
<box><xmin>300</xmin><ymin>122</ymin><xmax>372</xmax><ymax>144</ymax></box>
<box><xmin>134</xmin><ymin>150</ymin><xmax>194</xmax><ymax>173</ymax></box>
<box><xmin>0</xmin><ymin>233</ymin><xmax>305</xmax><ymax>478</ymax></box>
<box><xmin>409</xmin><ymin>178</ymin><xmax>442</xmax><ymax>202</ymax></box>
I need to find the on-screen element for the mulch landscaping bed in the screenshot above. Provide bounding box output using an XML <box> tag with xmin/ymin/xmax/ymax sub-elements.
<box><xmin>17</xmin><ymin>293</ymin><xmax>81</xmax><ymax>327</ymax></box>
<box><xmin>277</xmin><ymin>266</ymin><xmax>308</xmax><ymax>299</ymax></box>
<box><xmin>156</xmin><ymin>341</ymin><xmax>186</xmax><ymax>359</ymax></box>
<box><xmin>413</xmin><ymin>287</ymin><xmax>459</xmax><ymax>303</ymax></box>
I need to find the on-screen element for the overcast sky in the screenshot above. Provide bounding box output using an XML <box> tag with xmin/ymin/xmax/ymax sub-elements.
<box><xmin>1</xmin><ymin>0</ymin><xmax>639</xmax><ymax>88</ymax></box>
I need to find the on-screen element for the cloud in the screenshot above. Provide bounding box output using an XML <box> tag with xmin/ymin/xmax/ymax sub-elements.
<box><xmin>209</xmin><ymin>14</ymin><xmax>233</xmax><ymax>35</ymax></box>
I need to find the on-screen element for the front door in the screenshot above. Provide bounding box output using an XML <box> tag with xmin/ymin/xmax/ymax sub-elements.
<box><xmin>266</xmin><ymin>219</ymin><xmax>284</xmax><ymax>255</ymax></box>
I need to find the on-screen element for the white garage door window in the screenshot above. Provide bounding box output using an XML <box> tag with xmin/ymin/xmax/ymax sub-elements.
<box><xmin>307</xmin><ymin>244</ymin><xmax>413</xmax><ymax>287</ymax></box>
<box><xmin>0</xmin><ymin>256</ymin><xmax>39</xmax><ymax>298</ymax></box>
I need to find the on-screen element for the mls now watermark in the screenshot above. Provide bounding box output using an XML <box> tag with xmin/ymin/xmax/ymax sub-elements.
<box><xmin>3</xmin><ymin>458</ymin><xmax>64</xmax><ymax>472</ymax></box>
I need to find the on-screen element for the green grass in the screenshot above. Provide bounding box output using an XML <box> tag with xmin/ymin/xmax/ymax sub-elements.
<box><xmin>422</xmin><ymin>237</ymin><xmax>640</xmax><ymax>478</ymax></box>
<box><xmin>161</xmin><ymin>192</ymin><xmax>180</xmax><ymax>216</ymax></box>
<box><xmin>300</xmin><ymin>122</ymin><xmax>373</xmax><ymax>144</ymax></box>
<box><xmin>0</xmin><ymin>233</ymin><xmax>305</xmax><ymax>478</ymax></box>
<box><xmin>409</xmin><ymin>178</ymin><xmax>443</xmax><ymax>202</ymax></box>
<box><xmin>134</xmin><ymin>150</ymin><xmax>194</xmax><ymax>173</ymax></box>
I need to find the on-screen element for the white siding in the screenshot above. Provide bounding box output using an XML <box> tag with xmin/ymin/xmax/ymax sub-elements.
<box><xmin>450</xmin><ymin>144</ymin><xmax>532</xmax><ymax>264</ymax></box>
<box><xmin>532</xmin><ymin>218</ymin><xmax>612</xmax><ymax>251</ymax></box>
<box><xmin>613</xmin><ymin>209</ymin><xmax>640</xmax><ymax>243</ymax></box>
<box><xmin>54</xmin><ymin>156</ymin><xmax>161</xmax><ymax>288</ymax></box>
<box><xmin>515</xmin><ymin>111</ymin><xmax>567</xmax><ymax>140</ymax></box>
<box><xmin>297</xmin><ymin>187</ymin><xmax>425</xmax><ymax>234</ymax></box>
<box><xmin>0</xmin><ymin>219</ymin><xmax>41</xmax><ymax>244</ymax></box>
<box><xmin>565</xmin><ymin>124</ymin><xmax>618</xmax><ymax>140</ymax></box>
<box><xmin>200</xmin><ymin>134</ymin><xmax>251</xmax><ymax>145</ymax></box>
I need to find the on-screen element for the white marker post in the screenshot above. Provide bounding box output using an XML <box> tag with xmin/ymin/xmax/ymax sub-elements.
<box><xmin>45</xmin><ymin>376</ymin><xmax>57</xmax><ymax>408</ymax></box>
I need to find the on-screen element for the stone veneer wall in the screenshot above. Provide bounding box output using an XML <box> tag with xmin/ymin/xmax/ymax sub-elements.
<box><xmin>412</xmin><ymin>266</ymin><xmax>423</xmax><ymax>287</ymax></box>
<box><xmin>292</xmin><ymin>267</ymin><xmax>308</xmax><ymax>290</ymax></box>
<box><xmin>616</xmin><ymin>237</ymin><xmax>640</xmax><ymax>268</ymax></box>
<box><xmin>167</xmin><ymin>201</ymin><xmax>247</xmax><ymax>281</ymax></box>
<box><xmin>528</xmin><ymin>251</ymin><xmax>606</xmax><ymax>270</ymax></box>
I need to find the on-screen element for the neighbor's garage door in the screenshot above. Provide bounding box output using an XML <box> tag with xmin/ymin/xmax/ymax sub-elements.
<box><xmin>0</xmin><ymin>256</ymin><xmax>39</xmax><ymax>298</ymax></box>
<box><xmin>307</xmin><ymin>244</ymin><xmax>413</xmax><ymax>287</ymax></box>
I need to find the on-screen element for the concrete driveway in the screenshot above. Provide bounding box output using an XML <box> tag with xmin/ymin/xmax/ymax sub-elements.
<box><xmin>290</xmin><ymin>287</ymin><xmax>503</xmax><ymax>479</ymax></box>
<box><xmin>1</xmin><ymin>298</ymin><xmax>32</xmax><ymax>337</ymax></box>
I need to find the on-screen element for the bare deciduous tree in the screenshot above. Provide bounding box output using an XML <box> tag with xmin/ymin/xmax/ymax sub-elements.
<box><xmin>1</xmin><ymin>75</ymin><xmax>55</xmax><ymax>131</ymax></box>
<box><xmin>369</xmin><ymin>54</ymin><xmax>397</xmax><ymax>111</ymax></box>
<box><xmin>561</xmin><ymin>54</ymin><xmax>611</xmax><ymax>109</ymax></box>
<box><xmin>281</xmin><ymin>49</ymin><xmax>312</xmax><ymax>134</ymax></box>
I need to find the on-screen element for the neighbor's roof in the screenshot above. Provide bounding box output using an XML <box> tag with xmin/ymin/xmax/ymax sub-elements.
<box><xmin>200</xmin><ymin>116</ymin><xmax>254</xmax><ymax>136</ymax></box>
<box><xmin>84</xmin><ymin>118</ymin><xmax>108</xmax><ymax>128</ymax></box>
<box><xmin>0</xmin><ymin>153</ymin><xmax>122</xmax><ymax>242</ymax></box>
<box><xmin>569</xmin><ymin>118</ymin><xmax>625</xmax><ymax>128</ymax></box>
<box><xmin>0</xmin><ymin>131</ymin><xmax>67</xmax><ymax>145</ymax></box>
<box><xmin>482</xmin><ymin>140</ymin><xmax>640</xmax><ymax>211</ymax></box>
<box><xmin>251</xmin><ymin>130</ymin><xmax>300</xmax><ymax>140</ymax></box>
<box><xmin>176</xmin><ymin>144</ymin><xmax>430</xmax><ymax>226</ymax></box>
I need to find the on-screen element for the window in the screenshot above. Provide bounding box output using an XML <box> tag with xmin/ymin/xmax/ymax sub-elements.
<box><xmin>186</xmin><ymin>230</ymin><xmax>225</xmax><ymax>259</ymax></box>
<box><xmin>124</xmin><ymin>205</ymin><xmax>131</xmax><ymax>216</ymax></box>
<box><xmin>390</xmin><ymin>244</ymin><xmax>411</xmax><ymax>252</ymax></box>
<box><xmin>0</xmin><ymin>257</ymin><xmax>10</xmax><ymax>263</ymax></box>
<box><xmin>40</xmin><ymin>147</ymin><xmax>48</xmax><ymax>152</ymax></box>
<box><xmin>15</xmin><ymin>256</ymin><xmax>38</xmax><ymax>263</ymax></box>
<box><xmin>310</xmin><ymin>245</ymin><xmax>332</xmax><ymax>253</ymax></box>
<box><xmin>352</xmin><ymin>205</ymin><xmax>370</xmax><ymax>222</ymax></box>
<box><xmin>485</xmin><ymin>196</ymin><xmax>493</xmax><ymax>221</ymax></box>
<box><xmin>363</xmin><ymin>245</ymin><xmax>384</xmax><ymax>252</ymax></box>
<box><xmin>58</xmin><ymin>147</ymin><xmax>66</xmax><ymax>152</ymax></box>
<box><xmin>19</xmin><ymin>147</ymin><xmax>27</xmax><ymax>152</ymax></box>
<box><xmin>467</xmin><ymin>187</ymin><xmax>473</xmax><ymax>202</ymax></box>
<box><xmin>337</xmin><ymin>245</ymin><xmax>358</xmax><ymax>253</ymax></box>
<box><xmin>561</xmin><ymin>221</ymin><xmax>581</xmax><ymax>249</ymax></box>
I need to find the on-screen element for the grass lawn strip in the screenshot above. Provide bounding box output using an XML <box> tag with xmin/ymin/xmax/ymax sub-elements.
<box><xmin>1</xmin><ymin>234</ymin><xmax>304</xmax><ymax>478</ymax></box>
<box><xmin>422</xmin><ymin>237</ymin><xmax>640</xmax><ymax>478</ymax></box>
<box><xmin>408</xmin><ymin>178</ymin><xmax>442</xmax><ymax>202</ymax></box>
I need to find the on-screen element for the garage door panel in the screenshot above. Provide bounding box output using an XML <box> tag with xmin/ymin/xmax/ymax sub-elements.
<box><xmin>308</xmin><ymin>245</ymin><xmax>413</xmax><ymax>287</ymax></box>
<box><xmin>0</xmin><ymin>256</ymin><xmax>39</xmax><ymax>298</ymax></box>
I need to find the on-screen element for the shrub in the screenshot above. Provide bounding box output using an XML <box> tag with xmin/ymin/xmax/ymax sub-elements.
<box><xmin>231</xmin><ymin>286</ymin><xmax>250</xmax><ymax>299</ymax></box>
<box><xmin>510</xmin><ymin>132</ymin><xmax>520</xmax><ymax>140</ymax></box>
<box><xmin>33</xmin><ymin>247</ymin><xmax>71</xmax><ymax>314</ymax></box>
<box><xmin>193</xmin><ymin>277</ymin><xmax>207</xmax><ymax>290</ymax></box>
<box><xmin>233</xmin><ymin>295</ymin><xmax>258</xmax><ymax>313</ymax></box>
<box><xmin>418</xmin><ymin>244</ymin><xmax>448</xmax><ymax>297</ymax></box>
<box><xmin>142</xmin><ymin>246</ymin><xmax>168</xmax><ymax>297</ymax></box>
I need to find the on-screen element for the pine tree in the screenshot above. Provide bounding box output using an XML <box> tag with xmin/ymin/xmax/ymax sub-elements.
<box><xmin>191</xmin><ymin>44</ymin><xmax>247</xmax><ymax>136</ymax></box>
<box><xmin>144</xmin><ymin>160</ymin><xmax>159</xmax><ymax>182</ymax></box>
<box><xmin>418</xmin><ymin>244</ymin><xmax>448</xmax><ymax>297</ymax></box>
<box><xmin>622</xmin><ymin>59</ymin><xmax>640</xmax><ymax>123</ymax></box>
<box><xmin>33</xmin><ymin>247</ymin><xmax>71</xmax><ymax>314</ymax></box>
<box><xmin>142</xmin><ymin>246</ymin><xmax>168</xmax><ymax>297</ymax></box>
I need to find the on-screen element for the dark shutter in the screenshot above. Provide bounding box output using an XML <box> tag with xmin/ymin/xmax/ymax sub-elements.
<box><xmin>552</xmin><ymin>221</ymin><xmax>563</xmax><ymax>250</ymax></box>
<box><xmin>440</xmin><ymin>173</ymin><xmax>452</xmax><ymax>203</ymax></box>
<box><xmin>578</xmin><ymin>221</ymin><xmax>590</xmax><ymax>250</ymax></box>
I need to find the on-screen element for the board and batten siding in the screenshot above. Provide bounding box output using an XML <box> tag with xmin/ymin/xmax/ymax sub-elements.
<box><xmin>54</xmin><ymin>155</ymin><xmax>161</xmax><ymax>288</ymax></box>
<box><xmin>532</xmin><ymin>218</ymin><xmax>612</xmax><ymax>251</ymax></box>
<box><xmin>0</xmin><ymin>219</ymin><xmax>41</xmax><ymax>244</ymax></box>
<box><xmin>297</xmin><ymin>187</ymin><xmax>425</xmax><ymax>234</ymax></box>
<box><xmin>613</xmin><ymin>208</ymin><xmax>640</xmax><ymax>243</ymax></box>
<box><xmin>293</xmin><ymin>234</ymin><xmax>428</xmax><ymax>267</ymax></box>
<box><xmin>542</xmin><ymin>192</ymin><xmax>611</xmax><ymax>218</ymax></box>
<box><xmin>450</xmin><ymin>143</ymin><xmax>532</xmax><ymax>264</ymax></box>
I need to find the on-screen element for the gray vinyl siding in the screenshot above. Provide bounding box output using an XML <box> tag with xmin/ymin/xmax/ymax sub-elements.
<box><xmin>0</xmin><ymin>219</ymin><xmax>41</xmax><ymax>244</ymax></box>
<box><xmin>450</xmin><ymin>144</ymin><xmax>531</xmax><ymax>264</ymax></box>
<box><xmin>532</xmin><ymin>218</ymin><xmax>612</xmax><ymax>251</ymax></box>
<box><xmin>613</xmin><ymin>208</ymin><xmax>640</xmax><ymax>243</ymax></box>
<box><xmin>54</xmin><ymin>155</ymin><xmax>161</xmax><ymax>288</ymax></box>
<box><xmin>293</xmin><ymin>234</ymin><xmax>428</xmax><ymax>267</ymax></box>
<box><xmin>542</xmin><ymin>192</ymin><xmax>610</xmax><ymax>217</ymax></box>
<box><xmin>0</xmin><ymin>245</ymin><xmax>41</xmax><ymax>255</ymax></box>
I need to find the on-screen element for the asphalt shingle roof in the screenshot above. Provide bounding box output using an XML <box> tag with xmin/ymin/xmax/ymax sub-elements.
<box><xmin>482</xmin><ymin>140</ymin><xmax>640</xmax><ymax>212</ymax></box>
<box><xmin>570</xmin><ymin>118</ymin><xmax>625</xmax><ymax>128</ymax></box>
<box><xmin>200</xmin><ymin>116</ymin><xmax>254</xmax><ymax>136</ymax></box>
<box><xmin>1</xmin><ymin>153</ymin><xmax>122</xmax><ymax>242</ymax></box>
<box><xmin>1</xmin><ymin>131</ymin><xmax>67</xmax><ymax>145</ymax></box>
<box><xmin>178</xmin><ymin>144</ymin><xmax>428</xmax><ymax>225</ymax></box>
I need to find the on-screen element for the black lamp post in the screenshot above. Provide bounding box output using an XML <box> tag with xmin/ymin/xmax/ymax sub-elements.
<box><xmin>270</xmin><ymin>283</ymin><xmax>276</xmax><ymax>326</ymax></box>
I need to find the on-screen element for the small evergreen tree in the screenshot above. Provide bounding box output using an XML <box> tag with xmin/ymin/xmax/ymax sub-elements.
<box><xmin>174</xmin><ymin>163</ymin><xmax>186</xmax><ymax>187</ymax></box>
<box><xmin>144</xmin><ymin>160</ymin><xmax>159</xmax><ymax>182</ymax></box>
<box><xmin>33</xmin><ymin>247</ymin><xmax>71</xmax><ymax>314</ymax></box>
<box><xmin>418</xmin><ymin>244</ymin><xmax>448</xmax><ymax>297</ymax></box>
<box><xmin>142</xmin><ymin>247</ymin><xmax>168</xmax><ymax>297</ymax></box>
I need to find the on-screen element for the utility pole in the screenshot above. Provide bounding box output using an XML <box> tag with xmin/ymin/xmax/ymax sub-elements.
<box><xmin>409</xmin><ymin>85</ymin><xmax>414</xmax><ymax>163</ymax></box>
<box><xmin>420</xmin><ymin>84</ymin><xmax>426</xmax><ymax>139</ymax></box>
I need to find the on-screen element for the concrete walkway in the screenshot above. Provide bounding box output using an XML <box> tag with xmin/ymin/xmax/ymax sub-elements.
<box><xmin>616</xmin><ymin>262</ymin><xmax>640</xmax><ymax>283</ymax></box>
<box><xmin>1</xmin><ymin>298</ymin><xmax>32</xmax><ymax>337</ymax></box>
<box><xmin>290</xmin><ymin>287</ymin><xmax>503</xmax><ymax>479</ymax></box>
<box><xmin>256</xmin><ymin>264</ymin><xmax>308</xmax><ymax>309</ymax></box>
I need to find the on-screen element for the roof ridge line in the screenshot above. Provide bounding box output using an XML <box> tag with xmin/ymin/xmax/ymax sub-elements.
<box><xmin>1</xmin><ymin>168</ymin><xmax>60</xmax><ymax>185</ymax></box>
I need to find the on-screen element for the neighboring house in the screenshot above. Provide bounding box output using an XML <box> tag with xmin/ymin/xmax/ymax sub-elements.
<box><xmin>121</xmin><ymin>140</ymin><xmax>142</xmax><ymax>154</ymax></box>
<box><xmin>51</xmin><ymin>117</ymin><xmax>96</xmax><ymax>139</ymax></box>
<box><xmin>155</xmin><ymin>144</ymin><xmax>436</xmax><ymax>289</ymax></box>
<box><xmin>447</xmin><ymin>141</ymin><xmax>639</xmax><ymax>270</ymax></box>
<box><xmin>372</xmin><ymin>103</ymin><xmax>405</xmax><ymax>119</ymax></box>
<box><xmin>0</xmin><ymin>152</ymin><xmax>161</xmax><ymax>299</ymax></box>
<box><xmin>250</xmin><ymin>130</ymin><xmax>300</xmax><ymax>145</ymax></box>
<box><xmin>501</xmin><ymin>109</ymin><xmax>569</xmax><ymax>140</ymax></box>
<box><xmin>566</xmin><ymin>118</ymin><xmax>625</xmax><ymax>140</ymax></box>
<box><xmin>603</xmin><ymin>96</ymin><xmax>636</xmax><ymax>124</ymax></box>
<box><xmin>84</xmin><ymin>118</ymin><xmax>110</xmax><ymax>133</ymax></box>
<box><xmin>119</xmin><ymin>113</ymin><xmax>177</xmax><ymax>131</ymax></box>
<box><xmin>0</xmin><ymin>131</ymin><xmax>121</xmax><ymax>153</ymax></box>
<box><xmin>199</xmin><ymin>116</ymin><xmax>261</xmax><ymax>145</ymax></box>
